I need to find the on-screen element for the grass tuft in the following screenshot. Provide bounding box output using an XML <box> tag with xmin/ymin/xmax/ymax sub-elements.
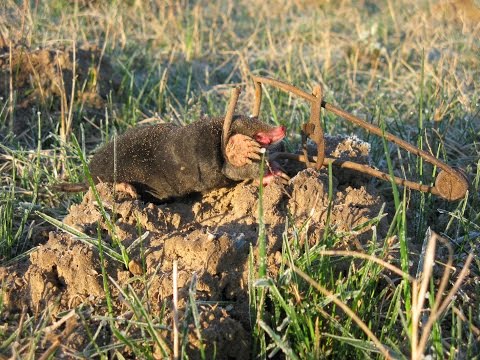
<box><xmin>1</xmin><ymin>0</ymin><xmax>479</xmax><ymax>358</ymax></box>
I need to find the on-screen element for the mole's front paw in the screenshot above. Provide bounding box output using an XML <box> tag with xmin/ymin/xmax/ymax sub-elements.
<box><xmin>252</xmin><ymin>165</ymin><xmax>290</xmax><ymax>186</ymax></box>
<box><xmin>225</xmin><ymin>134</ymin><xmax>263</xmax><ymax>167</ymax></box>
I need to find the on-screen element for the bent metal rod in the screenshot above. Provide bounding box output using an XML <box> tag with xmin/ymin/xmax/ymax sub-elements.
<box><xmin>250</xmin><ymin>76</ymin><xmax>469</xmax><ymax>202</ymax></box>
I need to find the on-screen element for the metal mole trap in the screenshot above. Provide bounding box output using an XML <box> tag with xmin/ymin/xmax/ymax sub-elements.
<box><xmin>223</xmin><ymin>76</ymin><xmax>469</xmax><ymax>201</ymax></box>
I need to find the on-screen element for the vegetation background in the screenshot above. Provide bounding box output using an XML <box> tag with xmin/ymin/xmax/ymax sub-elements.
<box><xmin>0</xmin><ymin>0</ymin><xmax>479</xmax><ymax>358</ymax></box>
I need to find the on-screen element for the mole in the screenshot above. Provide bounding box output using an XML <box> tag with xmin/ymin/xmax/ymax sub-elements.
<box><xmin>54</xmin><ymin>115</ymin><xmax>287</xmax><ymax>202</ymax></box>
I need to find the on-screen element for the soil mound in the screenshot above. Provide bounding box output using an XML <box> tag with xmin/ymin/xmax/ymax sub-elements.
<box><xmin>0</xmin><ymin>135</ymin><xmax>387</xmax><ymax>358</ymax></box>
<box><xmin>0</xmin><ymin>44</ymin><xmax>120</xmax><ymax>135</ymax></box>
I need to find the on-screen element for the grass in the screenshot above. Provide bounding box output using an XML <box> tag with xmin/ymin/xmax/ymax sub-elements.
<box><xmin>1</xmin><ymin>0</ymin><xmax>480</xmax><ymax>358</ymax></box>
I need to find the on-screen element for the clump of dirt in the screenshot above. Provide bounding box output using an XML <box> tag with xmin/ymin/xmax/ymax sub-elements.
<box><xmin>0</xmin><ymin>135</ymin><xmax>387</xmax><ymax>358</ymax></box>
<box><xmin>0</xmin><ymin>44</ymin><xmax>121</xmax><ymax>135</ymax></box>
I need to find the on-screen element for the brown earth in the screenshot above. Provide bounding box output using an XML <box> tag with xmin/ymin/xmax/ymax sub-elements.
<box><xmin>0</xmin><ymin>44</ymin><xmax>121</xmax><ymax>136</ymax></box>
<box><xmin>0</xmin><ymin>134</ymin><xmax>389</xmax><ymax>359</ymax></box>
<box><xmin>0</xmin><ymin>43</ymin><xmax>391</xmax><ymax>359</ymax></box>
<box><xmin>0</xmin><ymin>39</ymin><xmax>389</xmax><ymax>360</ymax></box>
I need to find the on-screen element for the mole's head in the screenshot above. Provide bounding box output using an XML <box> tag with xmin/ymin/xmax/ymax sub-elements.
<box><xmin>229</xmin><ymin>115</ymin><xmax>286</xmax><ymax>147</ymax></box>
<box><xmin>222</xmin><ymin>115</ymin><xmax>288</xmax><ymax>183</ymax></box>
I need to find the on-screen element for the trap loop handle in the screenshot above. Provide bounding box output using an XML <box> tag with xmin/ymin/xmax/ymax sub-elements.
<box><xmin>252</xmin><ymin>76</ymin><xmax>468</xmax><ymax>201</ymax></box>
<box><xmin>322</xmin><ymin>100</ymin><xmax>468</xmax><ymax>201</ymax></box>
<box><xmin>252</xmin><ymin>76</ymin><xmax>325</xmax><ymax>170</ymax></box>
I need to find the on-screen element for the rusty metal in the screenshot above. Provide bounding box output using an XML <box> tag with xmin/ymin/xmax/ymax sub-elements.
<box><xmin>222</xmin><ymin>87</ymin><xmax>241</xmax><ymax>160</ymax></box>
<box><xmin>249</xmin><ymin>76</ymin><xmax>469</xmax><ymax>201</ymax></box>
<box><xmin>252</xmin><ymin>76</ymin><xmax>325</xmax><ymax>170</ymax></box>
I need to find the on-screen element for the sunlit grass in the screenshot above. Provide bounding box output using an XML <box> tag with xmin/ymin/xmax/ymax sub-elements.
<box><xmin>1</xmin><ymin>0</ymin><xmax>479</xmax><ymax>358</ymax></box>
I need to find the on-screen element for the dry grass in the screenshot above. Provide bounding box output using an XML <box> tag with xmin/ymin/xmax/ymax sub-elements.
<box><xmin>1</xmin><ymin>0</ymin><xmax>479</xmax><ymax>358</ymax></box>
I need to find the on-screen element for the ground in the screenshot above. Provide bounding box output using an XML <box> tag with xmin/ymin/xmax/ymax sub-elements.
<box><xmin>0</xmin><ymin>1</ymin><xmax>479</xmax><ymax>359</ymax></box>
<box><xmin>1</xmin><ymin>126</ymin><xmax>386</xmax><ymax>358</ymax></box>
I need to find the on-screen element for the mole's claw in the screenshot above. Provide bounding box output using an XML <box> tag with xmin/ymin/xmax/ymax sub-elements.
<box><xmin>247</xmin><ymin>153</ymin><xmax>262</xmax><ymax>161</ymax></box>
<box><xmin>252</xmin><ymin>143</ymin><xmax>263</xmax><ymax>151</ymax></box>
<box><xmin>279</xmin><ymin>172</ymin><xmax>290</xmax><ymax>181</ymax></box>
<box><xmin>226</xmin><ymin>134</ymin><xmax>265</xmax><ymax>167</ymax></box>
<box><xmin>245</xmin><ymin>140</ymin><xmax>262</xmax><ymax>155</ymax></box>
<box><xmin>278</xmin><ymin>176</ymin><xmax>289</xmax><ymax>185</ymax></box>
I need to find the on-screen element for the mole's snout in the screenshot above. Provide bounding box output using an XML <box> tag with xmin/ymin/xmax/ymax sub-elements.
<box><xmin>254</xmin><ymin>125</ymin><xmax>286</xmax><ymax>146</ymax></box>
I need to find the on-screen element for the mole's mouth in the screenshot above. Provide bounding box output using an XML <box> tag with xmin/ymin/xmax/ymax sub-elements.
<box><xmin>254</xmin><ymin>126</ymin><xmax>286</xmax><ymax>147</ymax></box>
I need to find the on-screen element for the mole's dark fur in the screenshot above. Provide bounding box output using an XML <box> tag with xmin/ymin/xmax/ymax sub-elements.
<box><xmin>81</xmin><ymin>115</ymin><xmax>285</xmax><ymax>201</ymax></box>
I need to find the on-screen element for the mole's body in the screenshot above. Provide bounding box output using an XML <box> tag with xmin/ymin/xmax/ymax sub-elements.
<box><xmin>80</xmin><ymin>115</ymin><xmax>285</xmax><ymax>201</ymax></box>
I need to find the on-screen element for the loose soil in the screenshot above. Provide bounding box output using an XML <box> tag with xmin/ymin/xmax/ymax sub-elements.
<box><xmin>0</xmin><ymin>43</ymin><xmax>390</xmax><ymax>360</ymax></box>
<box><xmin>0</xmin><ymin>44</ymin><xmax>120</xmax><ymax>136</ymax></box>
<box><xmin>0</xmin><ymin>133</ymin><xmax>388</xmax><ymax>359</ymax></box>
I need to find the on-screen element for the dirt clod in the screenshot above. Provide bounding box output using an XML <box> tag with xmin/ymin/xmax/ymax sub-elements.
<box><xmin>0</xmin><ymin>134</ymin><xmax>387</xmax><ymax>357</ymax></box>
